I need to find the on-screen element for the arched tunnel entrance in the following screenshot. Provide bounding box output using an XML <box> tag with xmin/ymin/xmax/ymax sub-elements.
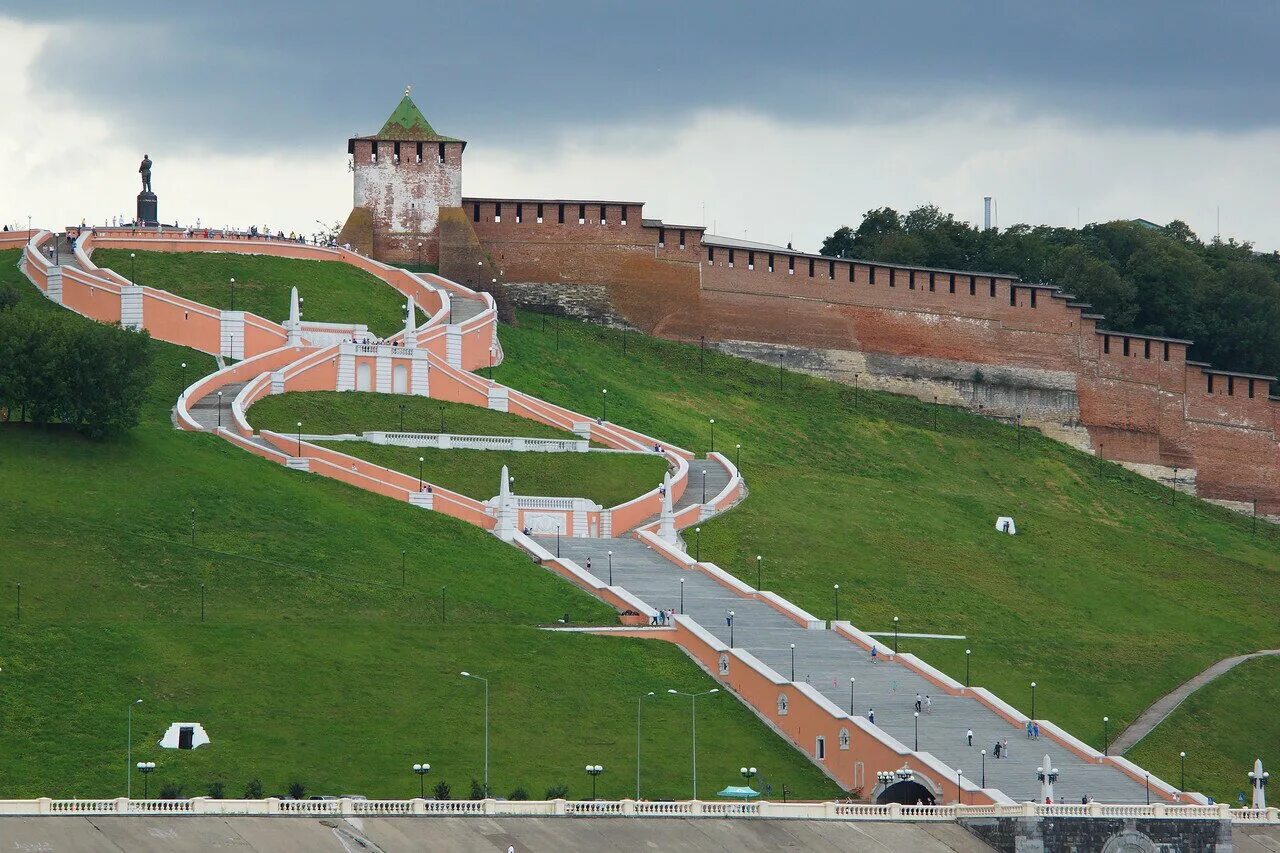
<box><xmin>875</xmin><ymin>779</ymin><xmax>938</xmax><ymax>805</ymax></box>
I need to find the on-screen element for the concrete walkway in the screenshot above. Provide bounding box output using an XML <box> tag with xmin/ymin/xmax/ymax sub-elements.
<box><xmin>1113</xmin><ymin>649</ymin><xmax>1280</xmax><ymax>754</ymax></box>
<box><xmin>544</xmin><ymin>517</ymin><xmax>1154</xmax><ymax>804</ymax></box>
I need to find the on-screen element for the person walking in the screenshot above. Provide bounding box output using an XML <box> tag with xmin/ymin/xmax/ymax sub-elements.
<box><xmin>868</xmin><ymin>708</ymin><xmax>875</xmax><ymax>725</ymax></box>
<box><xmin>870</xmin><ymin>645</ymin><xmax>879</xmax><ymax>664</ymax></box>
<box><xmin>993</xmin><ymin>740</ymin><xmax>1002</xmax><ymax>759</ymax></box>
<box><xmin>1002</xmin><ymin>738</ymin><xmax>1010</xmax><ymax>759</ymax></box>
<box><xmin>966</xmin><ymin>728</ymin><xmax>973</xmax><ymax>747</ymax></box>
<box><xmin>914</xmin><ymin>693</ymin><xmax>922</xmax><ymax>713</ymax></box>
<box><xmin>1026</xmin><ymin>720</ymin><xmax>1034</xmax><ymax>739</ymax></box>
<box><xmin>1032</xmin><ymin>722</ymin><xmax>1040</xmax><ymax>740</ymax></box>
<box><xmin>925</xmin><ymin>695</ymin><xmax>933</xmax><ymax>714</ymax></box>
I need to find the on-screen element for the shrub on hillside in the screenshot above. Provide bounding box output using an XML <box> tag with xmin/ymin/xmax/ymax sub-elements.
<box><xmin>207</xmin><ymin>781</ymin><xmax>225</xmax><ymax>799</ymax></box>
<box><xmin>433</xmin><ymin>780</ymin><xmax>451</xmax><ymax>800</ymax></box>
<box><xmin>0</xmin><ymin>306</ymin><xmax>154</xmax><ymax>437</ymax></box>
<box><xmin>287</xmin><ymin>781</ymin><xmax>306</xmax><ymax>800</ymax></box>
<box><xmin>243</xmin><ymin>778</ymin><xmax>264</xmax><ymax>799</ymax></box>
<box><xmin>0</xmin><ymin>282</ymin><xmax>19</xmax><ymax>312</ymax></box>
<box><xmin>469</xmin><ymin>778</ymin><xmax>489</xmax><ymax>800</ymax></box>
<box><xmin>544</xmin><ymin>783</ymin><xmax>568</xmax><ymax>800</ymax></box>
<box><xmin>507</xmin><ymin>787</ymin><xmax>529</xmax><ymax>801</ymax></box>
<box><xmin>158</xmin><ymin>781</ymin><xmax>185</xmax><ymax>799</ymax></box>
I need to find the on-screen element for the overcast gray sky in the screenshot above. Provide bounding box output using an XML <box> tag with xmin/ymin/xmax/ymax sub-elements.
<box><xmin>4</xmin><ymin>2</ymin><xmax>1279</xmax><ymax>249</ymax></box>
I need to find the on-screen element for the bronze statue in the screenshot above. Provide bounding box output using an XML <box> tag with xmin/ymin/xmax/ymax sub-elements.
<box><xmin>139</xmin><ymin>155</ymin><xmax>153</xmax><ymax>193</ymax></box>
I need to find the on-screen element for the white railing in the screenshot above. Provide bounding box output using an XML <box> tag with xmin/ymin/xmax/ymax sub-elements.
<box><xmin>361</xmin><ymin>432</ymin><xmax>589</xmax><ymax>453</ymax></box>
<box><xmin>0</xmin><ymin>798</ymin><xmax>1272</xmax><ymax>822</ymax></box>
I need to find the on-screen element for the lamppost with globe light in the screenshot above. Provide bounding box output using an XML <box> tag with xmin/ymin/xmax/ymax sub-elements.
<box><xmin>893</xmin><ymin>616</ymin><xmax>899</xmax><ymax>652</ymax></box>
<box><xmin>412</xmin><ymin>763</ymin><xmax>431</xmax><ymax>798</ymax></box>
<box><xmin>740</xmin><ymin>766</ymin><xmax>757</xmax><ymax>789</ymax></box>
<box><xmin>136</xmin><ymin>761</ymin><xmax>155</xmax><ymax>799</ymax></box>
<box><xmin>585</xmin><ymin>764</ymin><xmax>603</xmax><ymax>800</ymax></box>
<box><xmin>601</xmin><ymin>388</ymin><xmax>608</xmax><ymax>421</ymax></box>
<box><xmin>709</xmin><ymin>418</ymin><xmax>715</xmax><ymax>453</ymax></box>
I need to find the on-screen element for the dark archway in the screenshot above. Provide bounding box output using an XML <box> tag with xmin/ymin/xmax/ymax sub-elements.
<box><xmin>875</xmin><ymin>780</ymin><xmax>937</xmax><ymax>805</ymax></box>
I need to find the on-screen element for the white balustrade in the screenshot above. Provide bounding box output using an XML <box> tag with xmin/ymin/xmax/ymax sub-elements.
<box><xmin>0</xmin><ymin>798</ymin><xmax>1271</xmax><ymax>822</ymax></box>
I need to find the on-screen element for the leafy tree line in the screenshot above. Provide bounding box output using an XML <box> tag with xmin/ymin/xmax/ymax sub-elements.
<box><xmin>0</xmin><ymin>301</ymin><xmax>155</xmax><ymax>438</ymax></box>
<box><xmin>821</xmin><ymin>207</ymin><xmax>1280</xmax><ymax>381</ymax></box>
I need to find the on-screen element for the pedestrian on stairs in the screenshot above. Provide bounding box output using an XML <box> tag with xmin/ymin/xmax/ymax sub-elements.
<box><xmin>914</xmin><ymin>694</ymin><xmax>922</xmax><ymax>713</ymax></box>
<box><xmin>966</xmin><ymin>729</ymin><xmax>973</xmax><ymax>747</ymax></box>
<box><xmin>993</xmin><ymin>740</ymin><xmax>1002</xmax><ymax>759</ymax></box>
<box><xmin>1002</xmin><ymin>738</ymin><xmax>1009</xmax><ymax>759</ymax></box>
<box><xmin>925</xmin><ymin>695</ymin><xmax>933</xmax><ymax>714</ymax></box>
<box><xmin>868</xmin><ymin>708</ymin><xmax>875</xmax><ymax>725</ymax></box>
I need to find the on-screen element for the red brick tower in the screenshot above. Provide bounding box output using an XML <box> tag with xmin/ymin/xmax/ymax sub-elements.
<box><xmin>338</xmin><ymin>89</ymin><xmax>465</xmax><ymax>265</ymax></box>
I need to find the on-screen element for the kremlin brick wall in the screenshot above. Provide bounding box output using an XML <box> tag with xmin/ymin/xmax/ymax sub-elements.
<box><xmin>449</xmin><ymin>198</ymin><xmax>1280</xmax><ymax>513</ymax></box>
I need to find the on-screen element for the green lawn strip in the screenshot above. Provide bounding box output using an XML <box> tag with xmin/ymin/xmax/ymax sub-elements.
<box><xmin>0</xmin><ymin>623</ymin><xmax>840</xmax><ymax>801</ymax></box>
<box><xmin>91</xmin><ymin>250</ymin><xmax>420</xmax><ymax>338</ymax></box>
<box><xmin>249</xmin><ymin>391</ymin><xmax>580</xmax><ymax>441</ymax></box>
<box><xmin>490</xmin><ymin>310</ymin><xmax>1280</xmax><ymax>749</ymax></box>
<box><xmin>313</xmin><ymin>442</ymin><xmax>668</xmax><ymax>508</ymax></box>
<box><xmin>1127</xmin><ymin>656</ymin><xmax>1280</xmax><ymax>803</ymax></box>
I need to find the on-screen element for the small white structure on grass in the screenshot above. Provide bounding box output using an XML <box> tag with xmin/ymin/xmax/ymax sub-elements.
<box><xmin>157</xmin><ymin>722</ymin><xmax>211</xmax><ymax>750</ymax></box>
<box><xmin>995</xmin><ymin>516</ymin><xmax>1017</xmax><ymax>535</ymax></box>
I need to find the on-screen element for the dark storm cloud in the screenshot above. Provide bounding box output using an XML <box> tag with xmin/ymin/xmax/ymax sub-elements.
<box><xmin>8</xmin><ymin>0</ymin><xmax>1279</xmax><ymax>153</ymax></box>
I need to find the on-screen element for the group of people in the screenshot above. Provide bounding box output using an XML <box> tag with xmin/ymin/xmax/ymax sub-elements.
<box><xmin>649</xmin><ymin>607</ymin><xmax>677</xmax><ymax>626</ymax></box>
<box><xmin>1025</xmin><ymin>719</ymin><xmax>1042</xmax><ymax>739</ymax></box>
<box><xmin>913</xmin><ymin>692</ymin><xmax>933</xmax><ymax>714</ymax></box>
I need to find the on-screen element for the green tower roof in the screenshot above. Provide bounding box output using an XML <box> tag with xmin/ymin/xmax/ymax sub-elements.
<box><xmin>366</xmin><ymin>91</ymin><xmax>463</xmax><ymax>143</ymax></box>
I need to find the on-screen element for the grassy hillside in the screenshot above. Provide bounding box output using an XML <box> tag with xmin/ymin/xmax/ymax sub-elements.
<box><xmin>250</xmin><ymin>391</ymin><xmax>580</xmax><ymax>441</ymax></box>
<box><xmin>313</xmin><ymin>443</ymin><xmax>667</xmax><ymax>508</ymax></box>
<box><xmin>91</xmin><ymin>250</ymin><xmax>419</xmax><ymax>337</ymax></box>
<box><xmin>0</xmin><ymin>251</ymin><xmax>840</xmax><ymax>801</ymax></box>
<box><xmin>491</xmin><ymin>310</ymin><xmax>1280</xmax><ymax>757</ymax></box>
<box><xmin>1127</xmin><ymin>656</ymin><xmax>1280</xmax><ymax>803</ymax></box>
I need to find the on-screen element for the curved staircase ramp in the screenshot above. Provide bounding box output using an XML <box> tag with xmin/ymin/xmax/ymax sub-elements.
<box><xmin>13</xmin><ymin>229</ymin><xmax>1189</xmax><ymax>807</ymax></box>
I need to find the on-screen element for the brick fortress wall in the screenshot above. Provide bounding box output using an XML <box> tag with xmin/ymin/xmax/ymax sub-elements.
<box><xmin>455</xmin><ymin>202</ymin><xmax>1280</xmax><ymax>512</ymax></box>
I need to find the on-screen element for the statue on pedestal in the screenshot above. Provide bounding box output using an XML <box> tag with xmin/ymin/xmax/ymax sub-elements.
<box><xmin>136</xmin><ymin>154</ymin><xmax>158</xmax><ymax>226</ymax></box>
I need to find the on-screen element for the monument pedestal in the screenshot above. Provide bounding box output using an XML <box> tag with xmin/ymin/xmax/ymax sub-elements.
<box><xmin>137</xmin><ymin>192</ymin><xmax>158</xmax><ymax>226</ymax></box>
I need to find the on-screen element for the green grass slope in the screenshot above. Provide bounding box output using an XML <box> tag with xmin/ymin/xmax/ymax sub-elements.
<box><xmin>491</xmin><ymin>311</ymin><xmax>1280</xmax><ymax>759</ymax></box>
<box><xmin>91</xmin><ymin>249</ymin><xmax>419</xmax><ymax>338</ymax></box>
<box><xmin>313</xmin><ymin>443</ymin><xmax>667</xmax><ymax>507</ymax></box>
<box><xmin>1127</xmin><ymin>656</ymin><xmax>1280</xmax><ymax>803</ymax></box>
<box><xmin>250</xmin><ymin>391</ymin><xmax>579</xmax><ymax>441</ymax></box>
<box><xmin>0</xmin><ymin>251</ymin><xmax>839</xmax><ymax>801</ymax></box>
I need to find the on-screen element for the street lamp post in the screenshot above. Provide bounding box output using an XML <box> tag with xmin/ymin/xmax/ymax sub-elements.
<box><xmin>756</xmin><ymin>555</ymin><xmax>762</xmax><ymax>590</ymax></box>
<box><xmin>740</xmin><ymin>766</ymin><xmax>757</xmax><ymax>790</ymax></box>
<box><xmin>585</xmin><ymin>764</ymin><xmax>603</xmax><ymax>800</ymax></box>
<box><xmin>607</xmin><ymin>550</ymin><xmax>613</xmax><ymax>585</ymax></box>
<box><xmin>130</xmin><ymin>252</ymin><xmax>136</xmax><ymax>285</ymax></box>
<box><xmin>601</xmin><ymin>388</ymin><xmax>607</xmax><ymax>421</ymax></box>
<box><xmin>1103</xmin><ymin>716</ymin><xmax>1109</xmax><ymax>756</ymax></box>
<box><xmin>965</xmin><ymin>649</ymin><xmax>972</xmax><ymax>687</ymax></box>
<box><xmin>181</xmin><ymin>361</ymin><xmax>187</xmax><ymax>389</ymax></box>
<box><xmin>126</xmin><ymin>698</ymin><xmax>142</xmax><ymax>797</ymax></box>
<box><xmin>296</xmin><ymin>422</ymin><xmax>302</xmax><ymax>457</ymax></box>
<box><xmin>735</xmin><ymin>443</ymin><xmax>741</xmax><ymax>468</ymax></box>
<box><xmin>460</xmin><ymin>672</ymin><xmax>490</xmax><ymax>796</ymax></box>
<box><xmin>849</xmin><ymin>676</ymin><xmax>856</xmax><ymax>715</ymax></box>
<box><xmin>417</xmin><ymin>241</ymin><xmax>423</xmax><ymax>271</ymax></box>
<box><xmin>229</xmin><ymin>277</ymin><xmax>236</xmax><ymax>310</ymax></box>
<box><xmin>418</xmin><ymin>456</ymin><xmax>425</xmax><ymax>490</ymax></box>
<box><xmin>701</xmin><ymin>470</ymin><xmax>707</xmax><ymax>503</ymax></box>
<box><xmin>667</xmin><ymin>688</ymin><xmax>719</xmax><ymax>799</ymax></box>
<box><xmin>709</xmin><ymin>418</ymin><xmax>715</xmax><ymax>453</ymax></box>
<box><xmin>981</xmin><ymin>749</ymin><xmax>986</xmax><ymax>787</ymax></box>
<box><xmin>727</xmin><ymin>610</ymin><xmax>734</xmax><ymax>646</ymax></box>
<box><xmin>833</xmin><ymin>584</ymin><xmax>840</xmax><ymax>621</ymax></box>
<box><xmin>790</xmin><ymin>643</ymin><xmax>796</xmax><ymax>681</ymax></box>
<box><xmin>216</xmin><ymin>391</ymin><xmax>223</xmax><ymax>427</ymax></box>
<box><xmin>413</xmin><ymin>763</ymin><xmax>430</xmax><ymax>798</ymax></box>
<box><xmin>914</xmin><ymin>711</ymin><xmax>920</xmax><ymax>750</ymax></box>
<box><xmin>1031</xmin><ymin>682</ymin><xmax>1037</xmax><ymax>722</ymax></box>
<box><xmin>694</xmin><ymin>527</ymin><xmax>701</xmax><ymax>561</ymax></box>
<box><xmin>679</xmin><ymin>578</ymin><xmax>685</xmax><ymax>614</ymax></box>
<box><xmin>893</xmin><ymin>616</ymin><xmax>899</xmax><ymax>653</ymax></box>
<box><xmin>136</xmin><ymin>761</ymin><xmax>155</xmax><ymax>799</ymax></box>
<box><xmin>1180</xmin><ymin>751</ymin><xmax>1187</xmax><ymax>792</ymax></box>
<box><xmin>636</xmin><ymin>691</ymin><xmax>655</xmax><ymax>799</ymax></box>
